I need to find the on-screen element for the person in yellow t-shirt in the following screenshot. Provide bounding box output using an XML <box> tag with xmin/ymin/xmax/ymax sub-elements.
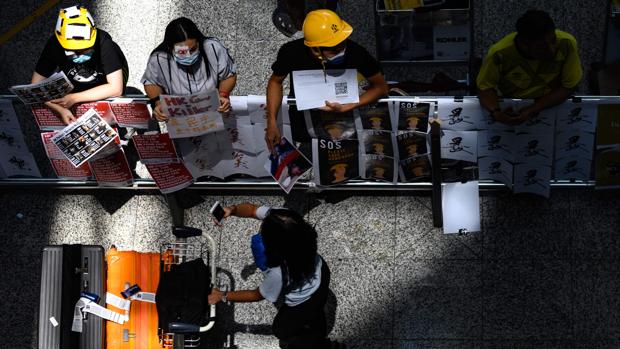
<box><xmin>477</xmin><ymin>10</ymin><xmax>583</xmax><ymax>124</ymax></box>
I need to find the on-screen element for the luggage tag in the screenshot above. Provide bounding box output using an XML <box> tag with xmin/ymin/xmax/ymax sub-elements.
<box><xmin>72</xmin><ymin>292</ymin><xmax>128</xmax><ymax>332</ymax></box>
<box><xmin>122</xmin><ymin>284</ymin><xmax>157</xmax><ymax>304</ymax></box>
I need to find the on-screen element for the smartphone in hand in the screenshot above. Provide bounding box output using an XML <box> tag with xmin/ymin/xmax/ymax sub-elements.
<box><xmin>210</xmin><ymin>201</ymin><xmax>226</xmax><ymax>224</ymax></box>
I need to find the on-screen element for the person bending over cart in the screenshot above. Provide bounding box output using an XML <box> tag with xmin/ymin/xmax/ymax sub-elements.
<box><xmin>208</xmin><ymin>204</ymin><xmax>332</xmax><ymax>349</ymax></box>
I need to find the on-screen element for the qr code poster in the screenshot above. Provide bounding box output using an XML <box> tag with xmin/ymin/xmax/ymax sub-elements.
<box><xmin>292</xmin><ymin>69</ymin><xmax>360</xmax><ymax>111</ymax></box>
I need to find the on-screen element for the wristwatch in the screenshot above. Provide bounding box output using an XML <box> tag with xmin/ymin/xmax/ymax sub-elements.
<box><xmin>221</xmin><ymin>291</ymin><xmax>228</xmax><ymax>303</ymax></box>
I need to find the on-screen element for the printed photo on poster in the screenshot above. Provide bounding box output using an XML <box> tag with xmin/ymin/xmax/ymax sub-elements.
<box><xmin>305</xmin><ymin>109</ymin><xmax>356</xmax><ymax>141</ymax></box>
<box><xmin>357</xmin><ymin>102</ymin><xmax>392</xmax><ymax>131</ymax></box>
<box><xmin>394</xmin><ymin>101</ymin><xmax>430</xmax><ymax>133</ymax></box>
<box><xmin>312</xmin><ymin>138</ymin><xmax>360</xmax><ymax>185</ymax></box>
<box><xmin>361</xmin><ymin>130</ymin><xmax>395</xmax><ymax>157</ymax></box>
<box><xmin>264</xmin><ymin>137</ymin><xmax>312</xmax><ymax>193</ymax></box>
<box><xmin>9</xmin><ymin>71</ymin><xmax>74</xmax><ymax>105</ymax></box>
<box><xmin>362</xmin><ymin>154</ymin><xmax>397</xmax><ymax>183</ymax></box>
<box><xmin>399</xmin><ymin>154</ymin><xmax>431</xmax><ymax>182</ymax></box>
<box><xmin>396</xmin><ymin>131</ymin><xmax>428</xmax><ymax>160</ymax></box>
<box><xmin>41</xmin><ymin>131</ymin><xmax>92</xmax><ymax>180</ymax></box>
<box><xmin>50</xmin><ymin>109</ymin><xmax>118</xmax><ymax>167</ymax></box>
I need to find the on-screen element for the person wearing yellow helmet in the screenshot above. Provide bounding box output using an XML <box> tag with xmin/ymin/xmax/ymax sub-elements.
<box><xmin>31</xmin><ymin>5</ymin><xmax>128</xmax><ymax>125</ymax></box>
<box><xmin>265</xmin><ymin>9</ymin><xmax>388</xmax><ymax>152</ymax></box>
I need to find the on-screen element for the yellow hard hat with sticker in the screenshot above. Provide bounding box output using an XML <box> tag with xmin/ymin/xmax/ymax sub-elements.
<box><xmin>303</xmin><ymin>9</ymin><xmax>352</xmax><ymax>48</ymax></box>
<box><xmin>55</xmin><ymin>6</ymin><xmax>97</xmax><ymax>50</ymax></box>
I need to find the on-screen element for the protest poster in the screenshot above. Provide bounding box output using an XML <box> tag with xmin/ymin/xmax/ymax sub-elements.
<box><xmin>264</xmin><ymin>137</ymin><xmax>312</xmax><ymax>193</ymax></box>
<box><xmin>513</xmin><ymin>163</ymin><xmax>552</xmax><ymax>198</ymax></box>
<box><xmin>393</xmin><ymin>101</ymin><xmax>431</xmax><ymax>133</ymax></box>
<box><xmin>110</xmin><ymin>101</ymin><xmax>151</xmax><ymax>129</ymax></box>
<box><xmin>396</xmin><ymin>131</ymin><xmax>428</xmax><ymax>160</ymax></box>
<box><xmin>292</xmin><ymin>69</ymin><xmax>360</xmax><ymax>111</ymax></box>
<box><xmin>50</xmin><ymin>108</ymin><xmax>118</xmax><ymax>167</ymax></box>
<box><xmin>145</xmin><ymin>160</ymin><xmax>195</xmax><ymax>194</ymax></box>
<box><xmin>360</xmin><ymin>130</ymin><xmax>395</xmax><ymax>157</ymax></box>
<box><xmin>41</xmin><ymin>131</ymin><xmax>92</xmax><ymax>180</ymax></box>
<box><xmin>356</xmin><ymin>102</ymin><xmax>393</xmax><ymax>131</ymax></box>
<box><xmin>31</xmin><ymin>104</ymin><xmax>66</xmax><ymax>130</ymax></box>
<box><xmin>132</xmin><ymin>134</ymin><xmax>178</xmax><ymax>163</ymax></box>
<box><xmin>88</xmin><ymin>147</ymin><xmax>133</xmax><ymax>187</ymax></box>
<box><xmin>477</xmin><ymin>156</ymin><xmax>513</xmax><ymax>187</ymax></box>
<box><xmin>362</xmin><ymin>154</ymin><xmax>397</xmax><ymax>183</ymax></box>
<box><xmin>0</xmin><ymin>150</ymin><xmax>41</xmax><ymax>178</ymax></box>
<box><xmin>512</xmin><ymin>132</ymin><xmax>554</xmax><ymax>166</ymax></box>
<box><xmin>554</xmin><ymin>156</ymin><xmax>591</xmax><ymax>181</ymax></box>
<box><xmin>399</xmin><ymin>155</ymin><xmax>431</xmax><ymax>182</ymax></box>
<box><xmin>304</xmin><ymin>109</ymin><xmax>357</xmax><ymax>141</ymax></box>
<box><xmin>74</xmin><ymin>101</ymin><xmax>116</xmax><ymax>124</ymax></box>
<box><xmin>513</xmin><ymin>100</ymin><xmax>557</xmax><ymax>135</ymax></box>
<box><xmin>440</xmin><ymin>130</ymin><xmax>478</xmax><ymax>163</ymax></box>
<box><xmin>436</xmin><ymin>99</ymin><xmax>484</xmax><ymax>131</ymax></box>
<box><xmin>312</xmin><ymin>138</ymin><xmax>360</xmax><ymax>185</ymax></box>
<box><xmin>555</xmin><ymin>101</ymin><xmax>597</xmax><ymax>133</ymax></box>
<box><xmin>159</xmin><ymin>90</ymin><xmax>224</xmax><ymax>138</ymax></box>
<box><xmin>0</xmin><ymin>100</ymin><xmax>22</xmax><ymax>131</ymax></box>
<box><xmin>9</xmin><ymin>71</ymin><xmax>73</xmax><ymax>105</ymax></box>
<box><xmin>0</xmin><ymin>100</ymin><xmax>41</xmax><ymax>178</ymax></box>
<box><xmin>477</xmin><ymin>130</ymin><xmax>514</xmax><ymax>161</ymax></box>
<box><xmin>554</xmin><ymin>130</ymin><xmax>595</xmax><ymax>159</ymax></box>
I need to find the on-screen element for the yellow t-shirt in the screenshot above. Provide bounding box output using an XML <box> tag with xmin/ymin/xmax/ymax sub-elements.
<box><xmin>476</xmin><ymin>30</ymin><xmax>583</xmax><ymax>99</ymax></box>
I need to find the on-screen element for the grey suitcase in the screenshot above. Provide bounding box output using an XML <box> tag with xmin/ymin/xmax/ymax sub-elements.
<box><xmin>38</xmin><ymin>245</ymin><xmax>105</xmax><ymax>349</ymax></box>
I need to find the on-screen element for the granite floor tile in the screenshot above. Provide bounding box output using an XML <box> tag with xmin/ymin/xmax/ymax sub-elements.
<box><xmin>570</xmin><ymin>190</ymin><xmax>620</xmax><ymax>260</ymax></box>
<box><xmin>326</xmin><ymin>257</ymin><xmax>395</xmax><ymax>340</ymax></box>
<box><xmin>573</xmin><ymin>261</ymin><xmax>620</xmax><ymax>340</ymax></box>
<box><xmin>393</xmin><ymin>259</ymin><xmax>482</xmax><ymax>340</ymax></box>
<box><xmin>396</xmin><ymin>340</ymin><xmax>482</xmax><ymax>349</ymax></box>
<box><xmin>156</xmin><ymin>0</ymin><xmax>240</xmax><ymax>42</ymax></box>
<box><xmin>344</xmin><ymin>339</ymin><xmax>394</xmax><ymax>349</ymax></box>
<box><xmin>482</xmin><ymin>226</ymin><xmax>571</xmax><ymax>260</ymax></box>
<box><xmin>45</xmin><ymin>193</ymin><xmax>137</xmax><ymax>250</ymax></box>
<box><xmin>574</xmin><ymin>340</ymin><xmax>620</xmax><ymax>349</ymax></box>
<box><xmin>482</xmin><ymin>259</ymin><xmax>572</xmax><ymax>340</ymax></box>
<box><xmin>236</xmin><ymin>0</ymin><xmax>288</xmax><ymax>42</ymax></box>
<box><xmin>340</xmin><ymin>0</ymin><xmax>377</xmax><ymax>56</ymax></box>
<box><xmin>233</xmin><ymin>40</ymin><xmax>284</xmax><ymax>96</ymax></box>
<box><xmin>480</xmin><ymin>191</ymin><xmax>571</xmax><ymax>232</ymax></box>
<box><xmin>308</xmin><ymin>195</ymin><xmax>397</xmax><ymax>262</ymax></box>
<box><xmin>133</xmin><ymin>193</ymin><xmax>176</xmax><ymax>252</ymax></box>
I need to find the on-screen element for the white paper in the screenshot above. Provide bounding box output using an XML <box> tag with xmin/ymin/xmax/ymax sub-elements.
<box><xmin>513</xmin><ymin>164</ymin><xmax>552</xmax><ymax>198</ymax></box>
<box><xmin>247</xmin><ymin>95</ymin><xmax>268</xmax><ymax>124</ymax></box>
<box><xmin>478</xmin><ymin>156</ymin><xmax>513</xmax><ymax>187</ymax></box>
<box><xmin>50</xmin><ymin>109</ymin><xmax>118</xmax><ymax>167</ymax></box>
<box><xmin>554</xmin><ymin>130</ymin><xmax>595</xmax><ymax>160</ymax></box>
<box><xmin>512</xmin><ymin>133</ymin><xmax>554</xmax><ymax>166</ymax></box>
<box><xmin>440</xmin><ymin>130</ymin><xmax>478</xmax><ymax>163</ymax></box>
<box><xmin>0</xmin><ymin>100</ymin><xmax>22</xmax><ymax>131</ymax></box>
<box><xmin>436</xmin><ymin>99</ymin><xmax>484</xmax><ymax>131</ymax></box>
<box><xmin>555</xmin><ymin>101</ymin><xmax>598</xmax><ymax>133</ymax></box>
<box><xmin>442</xmin><ymin>181</ymin><xmax>481</xmax><ymax>234</ymax></box>
<box><xmin>513</xmin><ymin>100</ymin><xmax>557</xmax><ymax>134</ymax></box>
<box><xmin>554</xmin><ymin>156</ymin><xmax>591</xmax><ymax>181</ymax></box>
<box><xmin>292</xmin><ymin>69</ymin><xmax>359</xmax><ymax>111</ymax></box>
<box><xmin>477</xmin><ymin>130</ymin><xmax>515</xmax><ymax>161</ymax></box>
<box><xmin>0</xmin><ymin>149</ymin><xmax>41</xmax><ymax>178</ymax></box>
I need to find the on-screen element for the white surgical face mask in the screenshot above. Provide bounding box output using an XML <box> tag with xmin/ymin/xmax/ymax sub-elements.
<box><xmin>173</xmin><ymin>44</ymin><xmax>200</xmax><ymax>66</ymax></box>
<box><xmin>325</xmin><ymin>48</ymin><xmax>346</xmax><ymax>65</ymax></box>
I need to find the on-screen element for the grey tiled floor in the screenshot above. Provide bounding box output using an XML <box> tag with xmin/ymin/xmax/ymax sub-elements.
<box><xmin>1</xmin><ymin>188</ymin><xmax>619</xmax><ymax>348</ymax></box>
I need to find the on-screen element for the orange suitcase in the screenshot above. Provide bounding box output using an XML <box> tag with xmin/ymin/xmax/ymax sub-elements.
<box><xmin>106</xmin><ymin>247</ymin><xmax>163</xmax><ymax>349</ymax></box>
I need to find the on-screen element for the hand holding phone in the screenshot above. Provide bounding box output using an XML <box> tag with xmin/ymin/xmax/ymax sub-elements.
<box><xmin>210</xmin><ymin>201</ymin><xmax>226</xmax><ymax>225</ymax></box>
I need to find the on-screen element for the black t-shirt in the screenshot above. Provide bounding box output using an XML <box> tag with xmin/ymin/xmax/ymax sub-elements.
<box><xmin>35</xmin><ymin>29</ymin><xmax>128</xmax><ymax>93</ymax></box>
<box><xmin>271</xmin><ymin>38</ymin><xmax>382</xmax><ymax>96</ymax></box>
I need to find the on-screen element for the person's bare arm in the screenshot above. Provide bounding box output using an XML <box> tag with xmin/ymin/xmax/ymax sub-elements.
<box><xmin>321</xmin><ymin>72</ymin><xmax>389</xmax><ymax>112</ymax></box>
<box><xmin>265</xmin><ymin>74</ymin><xmax>285</xmax><ymax>152</ymax></box>
<box><xmin>218</xmin><ymin>74</ymin><xmax>237</xmax><ymax>112</ymax></box>
<box><xmin>208</xmin><ymin>288</ymin><xmax>264</xmax><ymax>304</ymax></box>
<box><xmin>479</xmin><ymin>88</ymin><xmax>521</xmax><ymax>125</ymax></box>
<box><xmin>50</xmin><ymin>69</ymin><xmax>123</xmax><ymax>109</ymax></box>
<box><xmin>144</xmin><ymin>84</ymin><xmax>167</xmax><ymax>121</ymax></box>
<box><xmin>31</xmin><ymin>72</ymin><xmax>76</xmax><ymax>124</ymax></box>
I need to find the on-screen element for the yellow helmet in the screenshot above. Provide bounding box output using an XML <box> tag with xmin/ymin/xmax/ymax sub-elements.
<box><xmin>55</xmin><ymin>6</ymin><xmax>97</xmax><ymax>50</ymax></box>
<box><xmin>303</xmin><ymin>9</ymin><xmax>352</xmax><ymax>47</ymax></box>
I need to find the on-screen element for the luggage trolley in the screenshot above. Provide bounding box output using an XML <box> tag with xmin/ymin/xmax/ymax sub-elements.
<box><xmin>159</xmin><ymin>226</ymin><xmax>217</xmax><ymax>349</ymax></box>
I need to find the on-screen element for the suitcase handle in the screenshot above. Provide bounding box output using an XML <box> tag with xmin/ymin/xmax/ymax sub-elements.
<box><xmin>168</xmin><ymin>322</ymin><xmax>200</xmax><ymax>333</ymax></box>
<box><xmin>172</xmin><ymin>226</ymin><xmax>203</xmax><ymax>238</ymax></box>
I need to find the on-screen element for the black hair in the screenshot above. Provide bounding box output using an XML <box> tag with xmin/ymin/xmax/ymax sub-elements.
<box><xmin>152</xmin><ymin>17</ymin><xmax>212</xmax><ymax>84</ymax></box>
<box><xmin>515</xmin><ymin>9</ymin><xmax>556</xmax><ymax>42</ymax></box>
<box><xmin>260</xmin><ymin>209</ymin><xmax>318</xmax><ymax>289</ymax></box>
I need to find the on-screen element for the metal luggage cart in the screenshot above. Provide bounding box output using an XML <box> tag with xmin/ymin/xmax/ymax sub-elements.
<box><xmin>159</xmin><ymin>226</ymin><xmax>217</xmax><ymax>349</ymax></box>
